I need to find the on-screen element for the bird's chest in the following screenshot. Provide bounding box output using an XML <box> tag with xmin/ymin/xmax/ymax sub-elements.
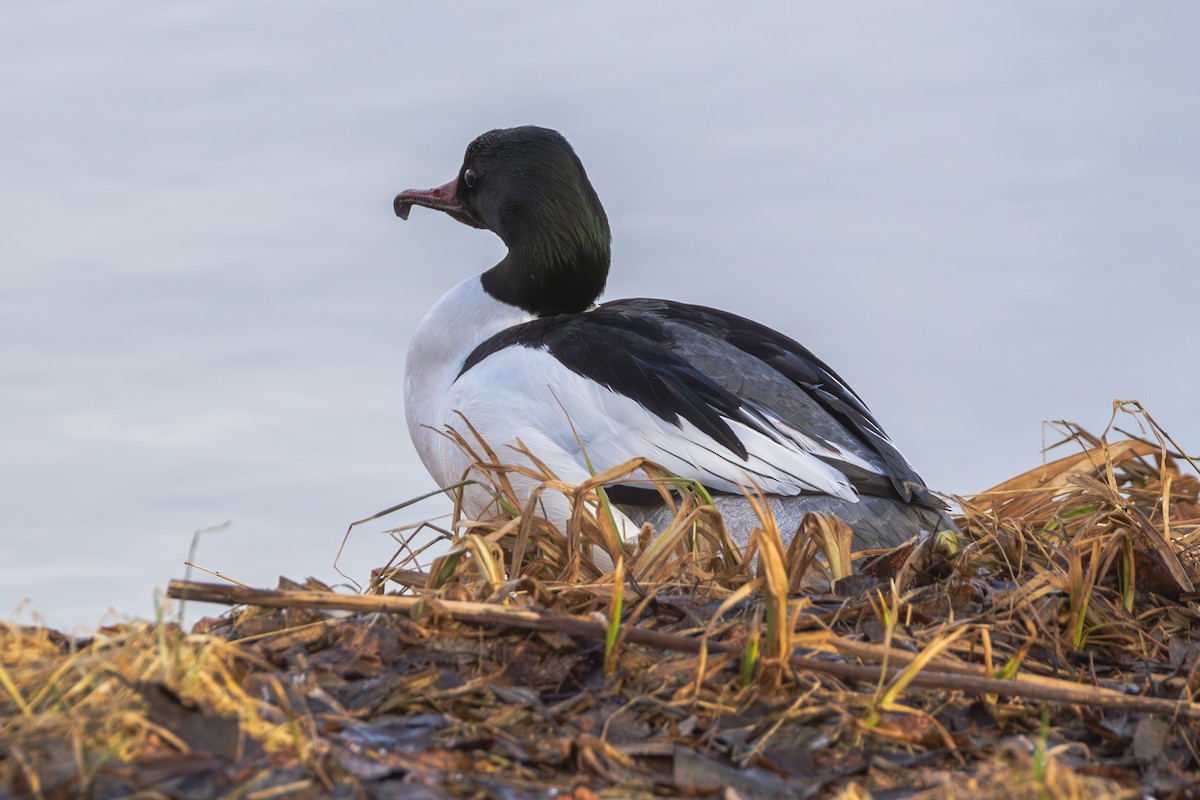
<box><xmin>403</xmin><ymin>276</ymin><xmax>531</xmax><ymax>486</ymax></box>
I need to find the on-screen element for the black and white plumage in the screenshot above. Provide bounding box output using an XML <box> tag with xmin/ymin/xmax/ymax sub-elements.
<box><xmin>396</xmin><ymin>126</ymin><xmax>953</xmax><ymax>549</ymax></box>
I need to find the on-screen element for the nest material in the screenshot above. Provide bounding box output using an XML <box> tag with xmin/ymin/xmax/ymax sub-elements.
<box><xmin>3</xmin><ymin>401</ymin><xmax>1199</xmax><ymax>798</ymax></box>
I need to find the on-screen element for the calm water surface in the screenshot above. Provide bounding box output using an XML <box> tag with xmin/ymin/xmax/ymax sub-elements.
<box><xmin>2</xmin><ymin>3</ymin><xmax>1198</xmax><ymax>627</ymax></box>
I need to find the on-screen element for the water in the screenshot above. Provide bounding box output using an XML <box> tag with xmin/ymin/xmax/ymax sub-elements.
<box><xmin>3</xmin><ymin>3</ymin><xmax>1197</xmax><ymax>627</ymax></box>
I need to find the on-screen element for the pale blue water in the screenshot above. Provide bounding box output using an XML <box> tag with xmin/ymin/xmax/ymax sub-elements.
<box><xmin>2</xmin><ymin>2</ymin><xmax>1197</xmax><ymax>627</ymax></box>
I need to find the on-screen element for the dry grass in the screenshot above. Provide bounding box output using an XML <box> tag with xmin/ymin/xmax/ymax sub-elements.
<box><xmin>0</xmin><ymin>602</ymin><xmax>336</xmax><ymax>797</ymax></box>
<box><xmin>3</xmin><ymin>400</ymin><xmax>1199</xmax><ymax>798</ymax></box>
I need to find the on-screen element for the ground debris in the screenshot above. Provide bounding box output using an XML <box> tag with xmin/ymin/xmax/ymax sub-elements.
<box><xmin>4</xmin><ymin>404</ymin><xmax>1200</xmax><ymax>797</ymax></box>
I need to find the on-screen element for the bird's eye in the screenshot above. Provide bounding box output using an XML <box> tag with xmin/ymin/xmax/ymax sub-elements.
<box><xmin>463</xmin><ymin>168</ymin><xmax>477</xmax><ymax>188</ymax></box>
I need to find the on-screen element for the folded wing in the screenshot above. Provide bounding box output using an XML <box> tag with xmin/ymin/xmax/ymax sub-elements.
<box><xmin>454</xmin><ymin>300</ymin><xmax>931</xmax><ymax>504</ymax></box>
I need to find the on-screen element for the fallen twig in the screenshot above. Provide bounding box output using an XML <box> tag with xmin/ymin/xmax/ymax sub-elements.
<box><xmin>167</xmin><ymin>579</ymin><xmax>1200</xmax><ymax>719</ymax></box>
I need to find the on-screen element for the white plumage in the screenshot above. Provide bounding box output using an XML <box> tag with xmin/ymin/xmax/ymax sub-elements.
<box><xmin>405</xmin><ymin>278</ymin><xmax>882</xmax><ymax>531</ymax></box>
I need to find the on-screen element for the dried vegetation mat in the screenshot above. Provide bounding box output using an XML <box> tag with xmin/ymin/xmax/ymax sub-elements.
<box><xmin>3</xmin><ymin>401</ymin><xmax>1200</xmax><ymax>799</ymax></box>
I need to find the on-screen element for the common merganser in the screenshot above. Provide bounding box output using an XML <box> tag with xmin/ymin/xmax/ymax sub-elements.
<box><xmin>395</xmin><ymin>126</ymin><xmax>953</xmax><ymax>550</ymax></box>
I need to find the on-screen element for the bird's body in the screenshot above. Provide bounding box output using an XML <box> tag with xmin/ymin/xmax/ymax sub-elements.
<box><xmin>397</xmin><ymin>126</ymin><xmax>953</xmax><ymax>549</ymax></box>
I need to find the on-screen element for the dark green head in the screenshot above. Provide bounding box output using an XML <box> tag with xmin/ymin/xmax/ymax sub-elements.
<box><xmin>396</xmin><ymin>126</ymin><xmax>612</xmax><ymax>315</ymax></box>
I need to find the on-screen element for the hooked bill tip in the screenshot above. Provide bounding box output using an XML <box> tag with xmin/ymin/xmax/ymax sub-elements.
<box><xmin>394</xmin><ymin>195</ymin><xmax>412</xmax><ymax>219</ymax></box>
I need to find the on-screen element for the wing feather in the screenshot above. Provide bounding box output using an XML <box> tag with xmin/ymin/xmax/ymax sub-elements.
<box><xmin>453</xmin><ymin>305</ymin><xmax>913</xmax><ymax>501</ymax></box>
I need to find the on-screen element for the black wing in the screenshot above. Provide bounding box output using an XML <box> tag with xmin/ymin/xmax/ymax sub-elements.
<box><xmin>603</xmin><ymin>298</ymin><xmax>932</xmax><ymax>503</ymax></box>
<box><xmin>460</xmin><ymin>299</ymin><xmax>933</xmax><ymax>503</ymax></box>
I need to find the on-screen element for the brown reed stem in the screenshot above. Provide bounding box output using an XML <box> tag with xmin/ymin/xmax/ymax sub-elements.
<box><xmin>168</xmin><ymin>579</ymin><xmax>1200</xmax><ymax>719</ymax></box>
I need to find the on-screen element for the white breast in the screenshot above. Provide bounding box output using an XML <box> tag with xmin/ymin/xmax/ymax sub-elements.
<box><xmin>403</xmin><ymin>275</ymin><xmax>532</xmax><ymax>490</ymax></box>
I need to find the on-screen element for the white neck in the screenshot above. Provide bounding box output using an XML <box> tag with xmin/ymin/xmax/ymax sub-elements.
<box><xmin>404</xmin><ymin>275</ymin><xmax>532</xmax><ymax>483</ymax></box>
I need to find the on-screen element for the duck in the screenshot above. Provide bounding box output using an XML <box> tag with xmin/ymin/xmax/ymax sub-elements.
<box><xmin>395</xmin><ymin>126</ymin><xmax>954</xmax><ymax>552</ymax></box>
